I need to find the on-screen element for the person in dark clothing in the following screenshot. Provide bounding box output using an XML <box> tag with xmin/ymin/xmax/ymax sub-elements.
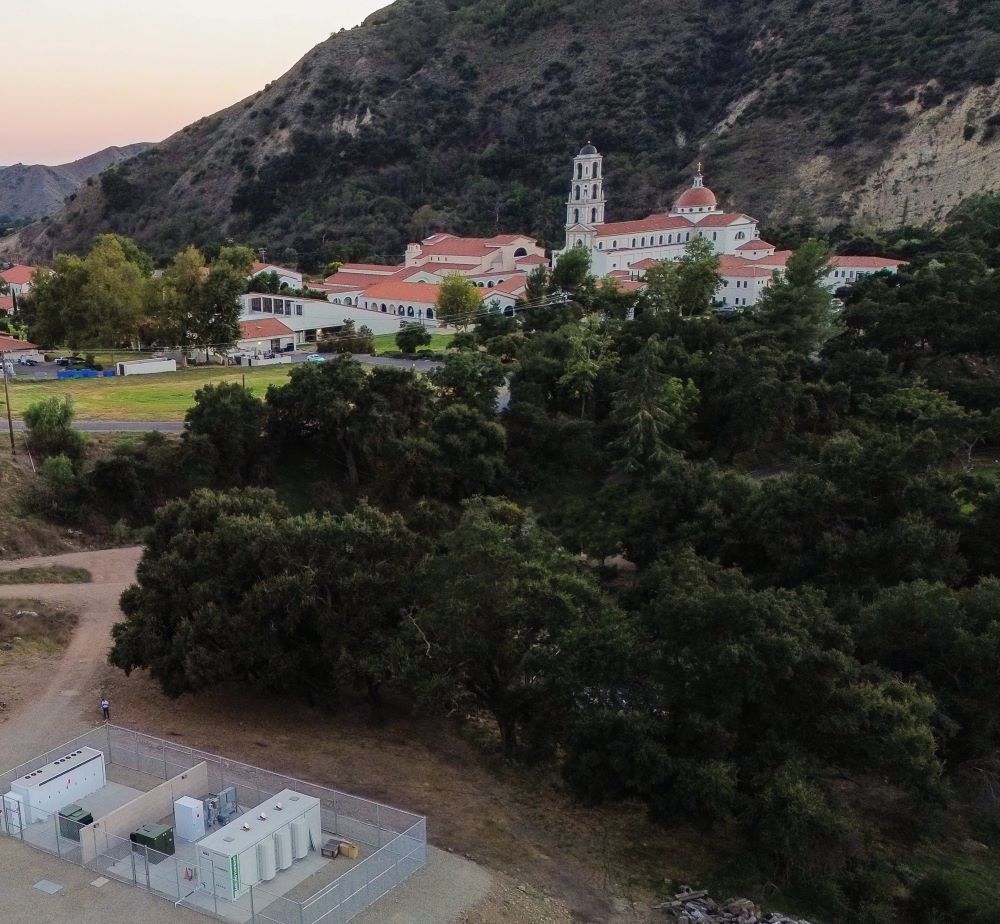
<box><xmin>101</xmin><ymin>697</ymin><xmax>110</xmax><ymax>721</ymax></box>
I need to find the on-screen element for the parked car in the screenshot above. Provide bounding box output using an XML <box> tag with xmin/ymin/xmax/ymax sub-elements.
<box><xmin>16</xmin><ymin>356</ymin><xmax>40</xmax><ymax>366</ymax></box>
<box><xmin>54</xmin><ymin>356</ymin><xmax>71</xmax><ymax>366</ymax></box>
<box><xmin>306</xmin><ymin>353</ymin><xmax>328</xmax><ymax>364</ymax></box>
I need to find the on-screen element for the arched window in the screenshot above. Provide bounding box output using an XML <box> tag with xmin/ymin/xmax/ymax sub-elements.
<box><xmin>686</xmin><ymin>232</ymin><xmax>691</xmax><ymax>241</ymax></box>
<box><xmin>583</xmin><ymin>186</ymin><xmax>589</xmax><ymax>199</ymax></box>
<box><xmin>592</xmin><ymin>162</ymin><xmax>599</xmax><ymax>178</ymax></box>
<box><xmin>575</xmin><ymin>186</ymin><xmax>581</xmax><ymax>200</ymax></box>
<box><xmin>591</xmin><ymin>208</ymin><xmax>597</xmax><ymax>223</ymax></box>
<box><xmin>631</xmin><ymin>238</ymin><xmax>637</xmax><ymax>247</ymax></box>
<box><xmin>576</xmin><ymin>239</ymin><xmax>583</xmax><ymax>247</ymax></box>
<box><xmin>577</xmin><ymin>163</ymin><xmax>583</xmax><ymax>179</ymax></box>
<box><xmin>613</xmin><ymin>240</ymin><xmax>618</xmax><ymax>248</ymax></box>
<box><xmin>333</xmin><ymin>298</ymin><xmax>340</xmax><ymax>304</ymax></box>
<box><xmin>641</xmin><ymin>237</ymin><xmax>646</xmax><ymax>246</ymax></box>
<box><xmin>573</xmin><ymin>208</ymin><xmax>580</xmax><ymax>223</ymax></box>
<box><xmin>668</xmin><ymin>234</ymin><xmax>672</xmax><ymax>244</ymax></box>
<box><xmin>598</xmin><ymin>242</ymin><xmax>603</xmax><ymax>249</ymax></box>
<box><xmin>380</xmin><ymin>304</ymin><xmax>386</xmax><ymax>313</ymax></box>
<box><xmin>488</xmin><ymin>281</ymin><xmax>494</xmax><ymax>288</ymax></box>
<box><xmin>381</xmin><ymin>303</ymin><xmax>387</xmax><ymax>311</ymax></box>
<box><xmin>398</xmin><ymin>306</ymin><xmax>405</xmax><ymax>316</ymax></box>
<box><xmin>659</xmin><ymin>235</ymin><xmax>664</xmax><ymax>244</ymax></box>
<box><xmin>407</xmin><ymin>307</ymin><xmax>415</xmax><ymax>317</ymax></box>
<box><xmin>735</xmin><ymin>231</ymin><xmax>746</xmax><ymax>240</ymax></box>
<box><xmin>513</xmin><ymin>247</ymin><xmax>528</xmax><ymax>258</ymax></box>
<box><xmin>427</xmin><ymin>308</ymin><xmax>435</xmax><ymax>319</ymax></box>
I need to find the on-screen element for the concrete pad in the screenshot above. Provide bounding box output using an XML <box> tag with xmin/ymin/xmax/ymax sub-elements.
<box><xmin>33</xmin><ymin>879</ymin><xmax>63</xmax><ymax>894</ymax></box>
<box><xmin>90</xmin><ymin>876</ymin><xmax>109</xmax><ymax>887</ymax></box>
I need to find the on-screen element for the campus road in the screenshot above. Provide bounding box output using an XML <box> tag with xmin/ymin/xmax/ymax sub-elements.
<box><xmin>9</xmin><ymin>420</ymin><xmax>185</xmax><ymax>433</ymax></box>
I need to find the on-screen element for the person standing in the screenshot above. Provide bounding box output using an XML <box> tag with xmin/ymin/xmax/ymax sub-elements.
<box><xmin>101</xmin><ymin>697</ymin><xmax>110</xmax><ymax>721</ymax></box>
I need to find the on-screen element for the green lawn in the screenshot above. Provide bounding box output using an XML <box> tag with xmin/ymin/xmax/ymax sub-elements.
<box><xmin>372</xmin><ymin>332</ymin><xmax>455</xmax><ymax>353</ymax></box>
<box><xmin>6</xmin><ymin>366</ymin><xmax>295</xmax><ymax>421</ymax></box>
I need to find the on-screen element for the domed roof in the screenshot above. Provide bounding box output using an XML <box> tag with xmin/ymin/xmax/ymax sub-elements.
<box><xmin>579</xmin><ymin>142</ymin><xmax>598</xmax><ymax>155</ymax></box>
<box><xmin>675</xmin><ymin>184</ymin><xmax>717</xmax><ymax>210</ymax></box>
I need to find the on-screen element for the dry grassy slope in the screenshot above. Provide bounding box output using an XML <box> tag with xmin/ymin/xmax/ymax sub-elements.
<box><xmin>5</xmin><ymin>0</ymin><xmax>999</xmax><ymax>263</ymax></box>
<box><xmin>853</xmin><ymin>82</ymin><xmax>1000</xmax><ymax>226</ymax></box>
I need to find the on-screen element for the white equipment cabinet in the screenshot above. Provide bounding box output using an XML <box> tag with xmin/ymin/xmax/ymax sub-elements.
<box><xmin>4</xmin><ymin>747</ymin><xmax>105</xmax><ymax>825</ymax></box>
<box><xmin>197</xmin><ymin>789</ymin><xmax>322</xmax><ymax>901</ymax></box>
<box><xmin>174</xmin><ymin>796</ymin><xmax>206</xmax><ymax>842</ymax></box>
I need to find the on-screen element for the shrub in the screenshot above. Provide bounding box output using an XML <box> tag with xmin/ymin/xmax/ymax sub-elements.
<box><xmin>22</xmin><ymin>397</ymin><xmax>86</xmax><ymax>466</ymax></box>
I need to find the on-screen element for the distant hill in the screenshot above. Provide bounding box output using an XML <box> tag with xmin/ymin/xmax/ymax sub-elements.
<box><xmin>0</xmin><ymin>144</ymin><xmax>151</xmax><ymax>224</ymax></box>
<box><xmin>7</xmin><ymin>0</ymin><xmax>1000</xmax><ymax>268</ymax></box>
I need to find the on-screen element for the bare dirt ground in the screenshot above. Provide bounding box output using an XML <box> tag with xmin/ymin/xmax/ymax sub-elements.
<box><xmin>0</xmin><ymin>546</ymin><xmax>687</xmax><ymax>924</ymax></box>
<box><xmin>0</xmin><ymin>547</ymin><xmax>142</xmax><ymax>767</ymax></box>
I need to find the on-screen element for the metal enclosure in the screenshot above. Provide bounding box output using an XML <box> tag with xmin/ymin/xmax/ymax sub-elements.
<box><xmin>174</xmin><ymin>796</ymin><xmax>206</xmax><ymax>842</ymax></box>
<box><xmin>197</xmin><ymin>789</ymin><xmax>322</xmax><ymax>901</ymax></box>
<box><xmin>6</xmin><ymin>747</ymin><xmax>105</xmax><ymax>824</ymax></box>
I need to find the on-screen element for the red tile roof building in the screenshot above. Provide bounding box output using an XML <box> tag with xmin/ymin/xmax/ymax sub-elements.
<box><xmin>557</xmin><ymin>145</ymin><xmax>905</xmax><ymax>307</ymax></box>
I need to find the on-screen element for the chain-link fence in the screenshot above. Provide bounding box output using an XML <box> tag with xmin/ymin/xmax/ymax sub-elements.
<box><xmin>1</xmin><ymin>725</ymin><xmax>427</xmax><ymax>924</ymax></box>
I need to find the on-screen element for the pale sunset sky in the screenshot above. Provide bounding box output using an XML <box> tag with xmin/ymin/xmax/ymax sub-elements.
<box><xmin>5</xmin><ymin>0</ymin><xmax>389</xmax><ymax>166</ymax></box>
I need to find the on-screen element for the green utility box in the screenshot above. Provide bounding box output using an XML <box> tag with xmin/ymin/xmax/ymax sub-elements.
<box><xmin>130</xmin><ymin>823</ymin><xmax>175</xmax><ymax>862</ymax></box>
<box><xmin>58</xmin><ymin>804</ymin><xmax>94</xmax><ymax>841</ymax></box>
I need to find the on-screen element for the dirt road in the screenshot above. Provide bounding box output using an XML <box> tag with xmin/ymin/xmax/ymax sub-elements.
<box><xmin>0</xmin><ymin>546</ymin><xmax>142</xmax><ymax>769</ymax></box>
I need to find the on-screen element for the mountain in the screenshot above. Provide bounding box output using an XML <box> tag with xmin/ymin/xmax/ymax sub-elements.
<box><xmin>0</xmin><ymin>144</ymin><xmax>151</xmax><ymax>225</ymax></box>
<box><xmin>8</xmin><ymin>0</ymin><xmax>1000</xmax><ymax>268</ymax></box>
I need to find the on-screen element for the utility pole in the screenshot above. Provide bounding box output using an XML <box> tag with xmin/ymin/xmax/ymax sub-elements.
<box><xmin>1</xmin><ymin>351</ymin><xmax>15</xmax><ymax>456</ymax></box>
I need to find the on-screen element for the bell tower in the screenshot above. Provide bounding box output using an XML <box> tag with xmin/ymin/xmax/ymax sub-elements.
<box><xmin>565</xmin><ymin>142</ymin><xmax>606</xmax><ymax>249</ymax></box>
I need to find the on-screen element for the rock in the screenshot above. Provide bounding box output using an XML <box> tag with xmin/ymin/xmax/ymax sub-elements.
<box><xmin>962</xmin><ymin>838</ymin><xmax>989</xmax><ymax>854</ymax></box>
<box><xmin>13</xmin><ymin>610</ymin><xmax>38</xmax><ymax>620</ymax></box>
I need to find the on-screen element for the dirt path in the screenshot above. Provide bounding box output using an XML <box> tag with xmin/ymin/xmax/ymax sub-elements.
<box><xmin>0</xmin><ymin>546</ymin><xmax>142</xmax><ymax>769</ymax></box>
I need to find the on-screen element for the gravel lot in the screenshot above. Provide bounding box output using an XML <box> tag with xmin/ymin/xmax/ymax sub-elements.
<box><xmin>0</xmin><ymin>836</ymin><xmax>205</xmax><ymax>924</ymax></box>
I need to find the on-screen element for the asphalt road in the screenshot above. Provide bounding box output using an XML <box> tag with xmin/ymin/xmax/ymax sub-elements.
<box><xmin>9</xmin><ymin>420</ymin><xmax>185</xmax><ymax>432</ymax></box>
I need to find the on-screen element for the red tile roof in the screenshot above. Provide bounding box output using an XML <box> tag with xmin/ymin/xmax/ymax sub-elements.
<box><xmin>0</xmin><ymin>296</ymin><xmax>13</xmax><ymax>313</ymax></box>
<box><xmin>751</xmin><ymin>250</ymin><xmax>793</xmax><ymax>268</ymax></box>
<box><xmin>240</xmin><ymin>318</ymin><xmax>293</xmax><ymax>339</ymax></box>
<box><xmin>675</xmin><ymin>186</ymin><xmax>718</xmax><ymax>209</ymax></box>
<box><xmin>361</xmin><ymin>281</ymin><xmax>442</xmax><ymax>304</ymax></box>
<box><xmin>491</xmin><ymin>275</ymin><xmax>529</xmax><ymax>295</ymax></box>
<box><xmin>597</xmin><ymin>215</ymin><xmax>693</xmax><ymax>237</ymax></box>
<box><xmin>322</xmin><ymin>272</ymin><xmax>392</xmax><ymax>290</ymax></box>
<box><xmin>515</xmin><ymin>254</ymin><xmax>547</xmax><ymax>265</ymax></box>
<box><xmin>629</xmin><ymin>258</ymin><xmax>661</xmax><ymax>270</ymax></box>
<box><xmin>735</xmin><ymin>239</ymin><xmax>776</xmax><ymax>251</ymax></box>
<box><xmin>694</xmin><ymin>213</ymin><xmax>754</xmax><ymax>226</ymax></box>
<box><xmin>718</xmin><ymin>256</ymin><xmax>776</xmax><ymax>278</ymax></box>
<box><xmin>338</xmin><ymin>263</ymin><xmax>400</xmax><ymax>274</ymax></box>
<box><xmin>415</xmin><ymin>234</ymin><xmax>538</xmax><ymax>259</ymax></box>
<box><xmin>0</xmin><ymin>333</ymin><xmax>37</xmax><ymax>351</ymax></box>
<box><xmin>251</xmin><ymin>263</ymin><xmax>299</xmax><ymax>277</ymax></box>
<box><xmin>829</xmin><ymin>256</ymin><xmax>907</xmax><ymax>269</ymax></box>
<box><xmin>0</xmin><ymin>265</ymin><xmax>37</xmax><ymax>286</ymax></box>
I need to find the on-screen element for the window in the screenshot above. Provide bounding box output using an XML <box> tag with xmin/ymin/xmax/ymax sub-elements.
<box><xmin>576</xmin><ymin>239</ymin><xmax>583</xmax><ymax>247</ymax></box>
<box><xmin>488</xmin><ymin>281</ymin><xmax>494</xmax><ymax>288</ymax></box>
<box><xmin>598</xmin><ymin>242</ymin><xmax>603</xmax><ymax>249</ymax></box>
<box><xmin>408</xmin><ymin>307</ymin><xmax>415</xmax><ymax>317</ymax></box>
<box><xmin>686</xmin><ymin>232</ymin><xmax>691</xmax><ymax>241</ymax></box>
<box><xmin>251</xmin><ymin>297</ymin><xmax>262</xmax><ymax>311</ymax></box>
<box><xmin>333</xmin><ymin>297</ymin><xmax>341</xmax><ymax>305</ymax></box>
<box><xmin>577</xmin><ymin>163</ymin><xmax>583</xmax><ymax>179</ymax></box>
<box><xmin>574</xmin><ymin>208</ymin><xmax>580</xmax><ymax>223</ymax></box>
<box><xmin>575</xmin><ymin>186</ymin><xmax>581</xmax><ymax>200</ymax></box>
<box><xmin>513</xmin><ymin>247</ymin><xmax>528</xmax><ymax>258</ymax></box>
<box><xmin>398</xmin><ymin>307</ymin><xmax>405</xmax><ymax>315</ymax></box>
<box><xmin>613</xmin><ymin>240</ymin><xmax>618</xmax><ymax>248</ymax></box>
<box><xmin>592</xmin><ymin>163</ymin><xmax>599</xmax><ymax>178</ymax></box>
<box><xmin>735</xmin><ymin>231</ymin><xmax>746</xmax><ymax>240</ymax></box>
<box><xmin>712</xmin><ymin>232</ymin><xmax>717</xmax><ymax>241</ymax></box>
<box><xmin>641</xmin><ymin>237</ymin><xmax>646</xmax><ymax>246</ymax></box>
<box><xmin>668</xmin><ymin>234</ymin><xmax>672</xmax><ymax>244</ymax></box>
<box><xmin>591</xmin><ymin>208</ymin><xmax>597</xmax><ymax>223</ymax></box>
<box><xmin>632</xmin><ymin>238</ymin><xmax>637</xmax><ymax>247</ymax></box>
<box><xmin>659</xmin><ymin>236</ymin><xmax>664</xmax><ymax>245</ymax></box>
<box><xmin>381</xmin><ymin>303</ymin><xmax>387</xmax><ymax>311</ymax></box>
<box><xmin>262</xmin><ymin>297</ymin><xmax>273</xmax><ymax>313</ymax></box>
<box><xmin>296</xmin><ymin>304</ymin><xmax>303</xmax><ymax>316</ymax></box>
<box><xmin>380</xmin><ymin>305</ymin><xmax>386</xmax><ymax>313</ymax></box>
<box><xmin>427</xmin><ymin>308</ymin><xmax>435</xmax><ymax>319</ymax></box>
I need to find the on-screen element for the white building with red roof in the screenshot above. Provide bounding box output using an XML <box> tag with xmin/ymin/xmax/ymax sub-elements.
<box><xmin>557</xmin><ymin>144</ymin><xmax>905</xmax><ymax>307</ymax></box>
<box><xmin>0</xmin><ymin>265</ymin><xmax>41</xmax><ymax>297</ymax></box>
<box><xmin>404</xmin><ymin>233</ymin><xmax>545</xmax><ymax>276</ymax></box>
<box><xmin>249</xmin><ymin>262</ymin><xmax>303</xmax><ymax>291</ymax></box>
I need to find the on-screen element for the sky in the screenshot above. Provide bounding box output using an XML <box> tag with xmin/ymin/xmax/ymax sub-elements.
<box><xmin>4</xmin><ymin>0</ymin><xmax>389</xmax><ymax>165</ymax></box>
